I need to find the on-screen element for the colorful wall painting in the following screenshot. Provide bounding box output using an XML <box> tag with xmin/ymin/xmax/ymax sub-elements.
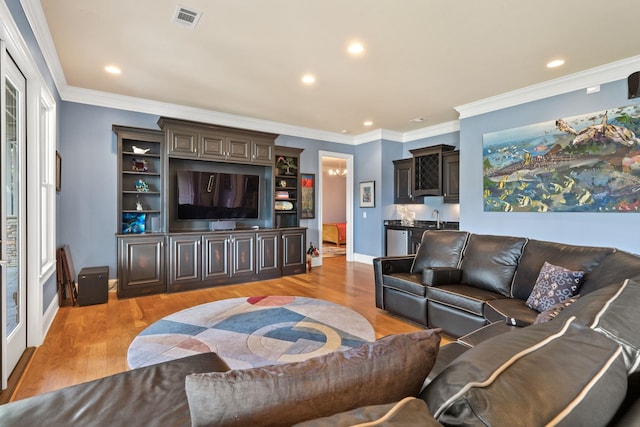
<box><xmin>483</xmin><ymin>104</ymin><xmax>640</xmax><ymax>213</ymax></box>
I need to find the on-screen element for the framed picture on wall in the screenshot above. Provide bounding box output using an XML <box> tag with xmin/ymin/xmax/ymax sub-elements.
<box><xmin>359</xmin><ymin>181</ymin><xmax>375</xmax><ymax>208</ymax></box>
<box><xmin>301</xmin><ymin>173</ymin><xmax>315</xmax><ymax>219</ymax></box>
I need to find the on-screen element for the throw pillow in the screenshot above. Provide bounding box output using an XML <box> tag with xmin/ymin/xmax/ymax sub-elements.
<box><xmin>526</xmin><ymin>261</ymin><xmax>584</xmax><ymax>312</ymax></box>
<box><xmin>185</xmin><ymin>329</ymin><xmax>441</xmax><ymax>427</ymax></box>
<box><xmin>533</xmin><ymin>295</ymin><xmax>580</xmax><ymax>324</ymax></box>
<box><xmin>292</xmin><ymin>397</ymin><xmax>441</xmax><ymax>427</ymax></box>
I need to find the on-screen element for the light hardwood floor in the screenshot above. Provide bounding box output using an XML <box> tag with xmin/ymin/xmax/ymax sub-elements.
<box><xmin>11</xmin><ymin>257</ymin><xmax>430</xmax><ymax>402</ymax></box>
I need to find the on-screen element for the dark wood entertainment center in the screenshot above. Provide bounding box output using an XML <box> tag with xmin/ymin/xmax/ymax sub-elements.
<box><xmin>114</xmin><ymin>119</ymin><xmax>307</xmax><ymax>298</ymax></box>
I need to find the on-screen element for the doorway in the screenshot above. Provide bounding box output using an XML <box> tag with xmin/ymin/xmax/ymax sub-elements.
<box><xmin>1</xmin><ymin>49</ymin><xmax>27</xmax><ymax>389</ymax></box>
<box><xmin>318</xmin><ymin>151</ymin><xmax>354</xmax><ymax>263</ymax></box>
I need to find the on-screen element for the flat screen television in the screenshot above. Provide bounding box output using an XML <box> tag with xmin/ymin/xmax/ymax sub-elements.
<box><xmin>176</xmin><ymin>170</ymin><xmax>260</xmax><ymax>220</ymax></box>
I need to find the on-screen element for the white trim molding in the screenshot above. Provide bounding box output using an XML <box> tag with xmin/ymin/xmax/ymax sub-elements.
<box><xmin>455</xmin><ymin>55</ymin><xmax>640</xmax><ymax>119</ymax></box>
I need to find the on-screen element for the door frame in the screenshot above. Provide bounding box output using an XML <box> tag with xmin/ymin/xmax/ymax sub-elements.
<box><xmin>1</xmin><ymin>42</ymin><xmax>28</xmax><ymax>389</ymax></box>
<box><xmin>317</xmin><ymin>151</ymin><xmax>354</xmax><ymax>263</ymax></box>
<box><xmin>0</xmin><ymin>2</ymin><xmax>58</xmax><ymax>390</ymax></box>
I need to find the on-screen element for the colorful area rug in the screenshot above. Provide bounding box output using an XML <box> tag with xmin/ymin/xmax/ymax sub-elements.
<box><xmin>127</xmin><ymin>296</ymin><xmax>375</xmax><ymax>369</ymax></box>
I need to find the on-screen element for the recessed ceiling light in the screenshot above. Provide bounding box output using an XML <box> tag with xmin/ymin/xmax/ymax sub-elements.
<box><xmin>301</xmin><ymin>74</ymin><xmax>316</xmax><ymax>85</ymax></box>
<box><xmin>546</xmin><ymin>59</ymin><xmax>565</xmax><ymax>68</ymax></box>
<box><xmin>105</xmin><ymin>65</ymin><xmax>121</xmax><ymax>75</ymax></box>
<box><xmin>363</xmin><ymin>120</ymin><xmax>373</xmax><ymax>127</ymax></box>
<box><xmin>341</xmin><ymin>129</ymin><xmax>350</xmax><ymax>134</ymax></box>
<box><xmin>409</xmin><ymin>117</ymin><xmax>425</xmax><ymax>123</ymax></box>
<box><xmin>348</xmin><ymin>42</ymin><xmax>364</xmax><ymax>55</ymax></box>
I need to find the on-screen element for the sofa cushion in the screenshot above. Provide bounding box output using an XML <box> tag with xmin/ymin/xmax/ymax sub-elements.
<box><xmin>185</xmin><ymin>329</ymin><xmax>441</xmax><ymax>427</ymax></box>
<box><xmin>292</xmin><ymin>397</ymin><xmax>441</xmax><ymax>427</ymax></box>
<box><xmin>511</xmin><ymin>239</ymin><xmax>612</xmax><ymax>300</ymax></box>
<box><xmin>421</xmin><ymin>318</ymin><xmax>628</xmax><ymax>427</ymax></box>
<box><xmin>525</xmin><ymin>261</ymin><xmax>584</xmax><ymax>312</ymax></box>
<box><xmin>483</xmin><ymin>298</ymin><xmax>538</xmax><ymax>324</ymax></box>
<box><xmin>0</xmin><ymin>352</ymin><xmax>230</xmax><ymax>427</ymax></box>
<box><xmin>580</xmin><ymin>250</ymin><xmax>640</xmax><ymax>295</ymax></box>
<box><xmin>534</xmin><ymin>295</ymin><xmax>580</xmax><ymax>324</ymax></box>
<box><xmin>426</xmin><ymin>284</ymin><xmax>503</xmax><ymax>317</ymax></box>
<box><xmin>459</xmin><ymin>234</ymin><xmax>526</xmax><ymax>297</ymax></box>
<box><xmin>554</xmin><ymin>281</ymin><xmax>626</xmax><ymax>326</ymax></box>
<box><xmin>410</xmin><ymin>230</ymin><xmax>469</xmax><ymax>273</ymax></box>
<box><xmin>383</xmin><ymin>272</ymin><xmax>426</xmax><ymax>296</ymax></box>
<box><xmin>589</xmin><ymin>278</ymin><xmax>640</xmax><ymax>374</ymax></box>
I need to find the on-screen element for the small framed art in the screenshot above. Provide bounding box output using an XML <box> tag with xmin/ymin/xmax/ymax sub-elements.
<box><xmin>359</xmin><ymin>181</ymin><xmax>375</xmax><ymax>208</ymax></box>
<box><xmin>301</xmin><ymin>173</ymin><xmax>315</xmax><ymax>219</ymax></box>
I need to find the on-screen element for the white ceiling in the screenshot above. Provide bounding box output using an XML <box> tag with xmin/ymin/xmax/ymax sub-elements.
<box><xmin>33</xmin><ymin>0</ymin><xmax>640</xmax><ymax>140</ymax></box>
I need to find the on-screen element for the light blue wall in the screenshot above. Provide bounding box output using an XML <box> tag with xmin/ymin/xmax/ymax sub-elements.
<box><xmin>460</xmin><ymin>79</ymin><xmax>640</xmax><ymax>254</ymax></box>
<box><xmin>274</xmin><ymin>135</ymin><xmax>355</xmax><ymax>252</ymax></box>
<box><xmin>353</xmin><ymin>140</ymin><xmax>386</xmax><ymax>256</ymax></box>
<box><xmin>58</xmin><ymin>102</ymin><xmax>160</xmax><ymax>278</ymax></box>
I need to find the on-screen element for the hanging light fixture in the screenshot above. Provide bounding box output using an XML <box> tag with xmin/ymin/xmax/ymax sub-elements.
<box><xmin>328</xmin><ymin>168</ymin><xmax>347</xmax><ymax>176</ymax></box>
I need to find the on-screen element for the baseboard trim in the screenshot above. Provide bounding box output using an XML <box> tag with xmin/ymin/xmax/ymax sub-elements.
<box><xmin>0</xmin><ymin>347</ymin><xmax>36</xmax><ymax>404</ymax></box>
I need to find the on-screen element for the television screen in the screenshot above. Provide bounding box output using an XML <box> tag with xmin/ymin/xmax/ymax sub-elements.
<box><xmin>176</xmin><ymin>170</ymin><xmax>260</xmax><ymax>220</ymax></box>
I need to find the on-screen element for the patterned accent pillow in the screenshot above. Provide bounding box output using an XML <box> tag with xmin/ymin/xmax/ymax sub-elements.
<box><xmin>526</xmin><ymin>262</ymin><xmax>584</xmax><ymax>312</ymax></box>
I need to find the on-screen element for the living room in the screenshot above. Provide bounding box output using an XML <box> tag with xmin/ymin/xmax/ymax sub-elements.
<box><xmin>1</xmin><ymin>1</ymin><xmax>640</xmax><ymax>424</ymax></box>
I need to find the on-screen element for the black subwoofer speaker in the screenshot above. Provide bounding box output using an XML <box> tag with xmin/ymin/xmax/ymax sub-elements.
<box><xmin>629</xmin><ymin>71</ymin><xmax>640</xmax><ymax>99</ymax></box>
<box><xmin>77</xmin><ymin>266</ymin><xmax>109</xmax><ymax>306</ymax></box>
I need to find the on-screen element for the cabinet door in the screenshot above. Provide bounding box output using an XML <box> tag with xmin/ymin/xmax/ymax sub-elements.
<box><xmin>393</xmin><ymin>159</ymin><xmax>422</xmax><ymax>204</ymax></box>
<box><xmin>410</xmin><ymin>145</ymin><xmax>455</xmax><ymax>197</ymax></box>
<box><xmin>199</xmin><ymin>131</ymin><xmax>227</xmax><ymax>160</ymax></box>
<box><xmin>167</xmin><ymin>127</ymin><xmax>197</xmax><ymax>157</ymax></box>
<box><xmin>117</xmin><ymin>235</ymin><xmax>166</xmax><ymax>298</ymax></box>
<box><xmin>203</xmin><ymin>234</ymin><xmax>230</xmax><ymax>280</ymax></box>
<box><xmin>257</xmin><ymin>231</ymin><xmax>279</xmax><ymax>276</ymax></box>
<box><xmin>281</xmin><ymin>229</ymin><xmax>306</xmax><ymax>275</ymax></box>
<box><xmin>443</xmin><ymin>151</ymin><xmax>460</xmax><ymax>203</ymax></box>
<box><xmin>413</xmin><ymin>150</ymin><xmax>442</xmax><ymax>196</ymax></box>
<box><xmin>168</xmin><ymin>235</ymin><xmax>201</xmax><ymax>289</ymax></box>
<box><xmin>252</xmin><ymin>139</ymin><xmax>274</xmax><ymax>165</ymax></box>
<box><xmin>226</xmin><ymin>136</ymin><xmax>251</xmax><ymax>162</ymax></box>
<box><xmin>230</xmin><ymin>233</ymin><xmax>256</xmax><ymax>277</ymax></box>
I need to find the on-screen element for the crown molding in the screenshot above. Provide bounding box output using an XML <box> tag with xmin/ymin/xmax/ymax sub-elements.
<box><xmin>402</xmin><ymin>120</ymin><xmax>460</xmax><ymax>142</ymax></box>
<box><xmin>455</xmin><ymin>55</ymin><xmax>640</xmax><ymax>119</ymax></box>
<box><xmin>63</xmin><ymin>86</ymin><xmax>355</xmax><ymax>144</ymax></box>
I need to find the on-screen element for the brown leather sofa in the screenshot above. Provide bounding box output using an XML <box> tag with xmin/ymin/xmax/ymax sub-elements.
<box><xmin>373</xmin><ymin>230</ymin><xmax>639</xmax><ymax>337</ymax></box>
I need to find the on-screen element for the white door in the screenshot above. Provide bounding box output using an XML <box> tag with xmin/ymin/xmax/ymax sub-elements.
<box><xmin>1</xmin><ymin>45</ymin><xmax>27</xmax><ymax>390</ymax></box>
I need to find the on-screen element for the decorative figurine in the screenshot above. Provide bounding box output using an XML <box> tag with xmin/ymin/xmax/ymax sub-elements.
<box><xmin>132</xmin><ymin>145</ymin><xmax>150</xmax><ymax>154</ymax></box>
<box><xmin>132</xmin><ymin>158</ymin><xmax>148</xmax><ymax>172</ymax></box>
<box><xmin>136</xmin><ymin>195</ymin><xmax>143</xmax><ymax>211</ymax></box>
<box><xmin>306</xmin><ymin>242</ymin><xmax>319</xmax><ymax>272</ymax></box>
<box><xmin>135</xmin><ymin>179</ymin><xmax>150</xmax><ymax>192</ymax></box>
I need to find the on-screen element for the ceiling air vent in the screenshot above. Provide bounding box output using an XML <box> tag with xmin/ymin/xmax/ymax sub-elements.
<box><xmin>172</xmin><ymin>5</ymin><xmax>202</xmax><ymax>29</ymax></box>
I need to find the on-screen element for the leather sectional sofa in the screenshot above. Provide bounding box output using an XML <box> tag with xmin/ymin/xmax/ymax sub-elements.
<box><xmin>372</xmin><ymin>230</ymin><xmax>640</xmax><ymax>425</ymax></box>
<box><xmin>1</xmin><ymin>231</ymin><xmax>638</xmax><ymax>426</ymax></box>
<box><xmin>373</xmin><ymin>230</ymin><xmax>639</xmax><ymax>337</ymax></box>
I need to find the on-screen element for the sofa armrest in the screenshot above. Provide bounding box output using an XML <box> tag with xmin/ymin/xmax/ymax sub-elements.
<box><xmin>422</xmin><ymin>267</ymin><xmax>462</xmax><ymax>286</ymax></box>
<box><xmin>373</xmin><ymin>256</ymin><xmax>415</xmax><ymax>308</ymax></box>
